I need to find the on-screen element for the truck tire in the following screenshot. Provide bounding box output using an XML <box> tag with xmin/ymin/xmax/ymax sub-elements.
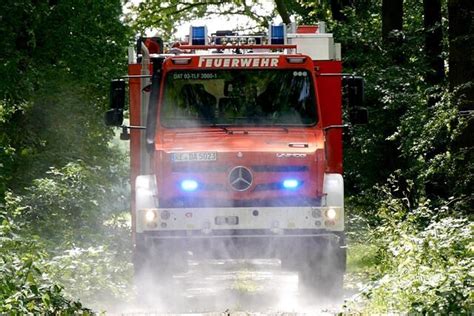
<box><xmin>293</xmin><ymin>237</ymin><xmax>346</xmax><ymax>299</ymax></box>
<box><xmin>134</xmin><ymin>235</ymin><xmax>188</xmax><ymax>305</ymax></box>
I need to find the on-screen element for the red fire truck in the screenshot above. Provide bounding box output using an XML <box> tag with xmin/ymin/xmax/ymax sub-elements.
<box><xmin>106</xmin><ymin>22</ymin><xmax>365</xmax><ymax>297</ymax></box>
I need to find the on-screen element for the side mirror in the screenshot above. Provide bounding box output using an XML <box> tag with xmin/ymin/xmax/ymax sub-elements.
<box><xmin>110</xmin><ymin>79</ymin><xmax>126</xmax><ymax>110</ymax></box>
<box><xmin>349</xmin><ymin>107</ymin><xmax>368</xmax><ymax>125</ymax></box>
<box><xmin>105</xmin><ymin>108</ymin><xmax>123</xmax><ymax>126</ymax></box>
<box><xmin>343</xmin><ymin>76</ymin><xmax>364</xmax><ymax>108</ymax></box>
<box><xmin>105</xmin><ymin>79</ymin><xmax>125</xmax><ymax>126</ymax></box>
<box><xmin>343</xmin><ymin>76</ymin><xmax>367</xmax><ymax>125</ymax></box>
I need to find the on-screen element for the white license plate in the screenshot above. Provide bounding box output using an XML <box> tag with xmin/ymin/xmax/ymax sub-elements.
<box><xmin>172</xmin><ymin>152</ymin><xmax>217</xmax><ymax>162</ymax></box>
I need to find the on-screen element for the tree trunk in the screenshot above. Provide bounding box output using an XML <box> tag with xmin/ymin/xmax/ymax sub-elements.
<box><xmin>382</xmin><ymin>0</ymin><xmax>404</xmax><ymax>63</ymax></box>
<box><xmin>447</xmin><ymin>0</ymin><xmax>473</xmax><ymax>205</ymax></box>
<box><xmin>424</xmin><ymin>0</ymin><xmax>445</xmax><ymax>85</ymax></box>
<box><xmin>448</xmin><ymin>0</ymin><xmax>474</xmax><ymax>92</ymax></box>
<box><xmin>274</xmin><ymin>0</ymin><xmax>291</xmax><ymax>25</ymax></box>
<box><xmin>382</xmin><ymin>0</ymin><xmax>403</xmax><ymax>41</ymax></box>
<box><xmin>330</xmin><ymin>0</ymin><xmax>353</xmax><ymax>22</ymax></box>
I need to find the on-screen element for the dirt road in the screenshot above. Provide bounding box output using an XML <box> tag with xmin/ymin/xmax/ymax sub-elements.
<box><xmin>122</xmin><ymin>258</ymin><xmax>350</xmax><ymax>315</ymax></box>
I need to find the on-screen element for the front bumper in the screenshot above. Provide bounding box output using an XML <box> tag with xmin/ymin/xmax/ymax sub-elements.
<box><xmin>136</xmin><ymin>206</ymin><xmax>344</xmax><ymax>234</ymax></box>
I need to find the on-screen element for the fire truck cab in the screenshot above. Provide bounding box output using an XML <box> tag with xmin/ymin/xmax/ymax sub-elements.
<box><xmin>106</xmin><ymin>22</ymin><xmax>365</xmax><ymax>298</ymax></box>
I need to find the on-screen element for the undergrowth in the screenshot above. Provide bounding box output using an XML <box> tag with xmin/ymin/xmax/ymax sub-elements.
<box><xmin>344</xmin><ymin>183</ymin><xmax>473</xmax><ymax>314</ymax></box>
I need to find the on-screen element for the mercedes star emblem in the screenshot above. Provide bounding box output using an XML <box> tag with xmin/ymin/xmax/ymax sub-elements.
<box><xmin>229</xmin><ymin>166</ymin><xmax>253</xmax><ymax>191</ymax></box>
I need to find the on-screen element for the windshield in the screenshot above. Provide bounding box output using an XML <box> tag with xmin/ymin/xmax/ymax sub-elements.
<box><xmin>160</xmin><ymin>69</ymin><xmax>318</xmax><ymax>128</ymax></box>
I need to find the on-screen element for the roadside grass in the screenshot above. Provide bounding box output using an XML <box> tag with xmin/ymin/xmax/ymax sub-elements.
<box><xmin>344</xmin><ymin>241</ymin><xmax>379</xmax><ymax>305</ymax></box>
<box><xmin>344</xmin><ymin>210</ymin><xmax>379</xmax><ymax>291</ymax></box>
<box><xmin>347</xmin><ymin>243</ymin><xmax>378</xmax><ymax>274</ymax></box>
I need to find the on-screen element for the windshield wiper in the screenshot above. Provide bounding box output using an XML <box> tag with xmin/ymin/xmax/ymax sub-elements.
<box><xmin>208</xmin><ymin>123</ymin><xmax>235</xmax><ymax>134</ymax></box>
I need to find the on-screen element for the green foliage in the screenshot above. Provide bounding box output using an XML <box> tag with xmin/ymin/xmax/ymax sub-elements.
<box><xmin>0</xmin><ymin>0</ymin><xmax>129</xmax><ymax>97</ymax></box>
<box><xmin>346</xmin><ymin>244</ymin><xmax>378</xmax><ymax>274</ymax></box>
<box><xmin>0</xmin><ymin>209</ymin><xmax>91</xmax><ymax>313</ymax></box>
<box><xmin>5</xmin><ymin>161</ymin><xmax>128</xmax><ymax>247</ymax></box>
<box><xmin>129</xmin><ymin>0</ymin><xmax>277</xmax><ymax>39</ymax></box>
<box><xmin>47</xmin><ymin>245</ymin><xmax>133</xmax><ymax>310</ymax></box>
<box><xmin>408</xmin><ymin>90</ymin><xmax>473</xmax><ymax>208</ymax></box>
<box><xmin>358</xmin><ymin>217</ymin><xmax>473</xmax><ymax>314</ymax></box>
<box><xmin>0</xmin><ymin>0</ymin><xmax>130</xmax><ymax>197</ymax></box>
<box><xmin>333</xmin><ymin>1</ymin><xmax>472</xmax><ymax>213</ymax></box>
<box><xmin>0</xmin><ymin>0</ymin><xmax>132</xmax><ymax>312</ymax></box>
<box><xmin>2</xmin><ymin>160</ymin><xmax>131</xmax><ymax>311</ymax></box>
<box><xmin>345</xmin><ymin>181</ymin><xmax>473</xmax><ymax>314</ymax></box>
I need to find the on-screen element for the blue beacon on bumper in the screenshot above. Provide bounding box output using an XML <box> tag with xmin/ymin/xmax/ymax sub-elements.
<box><xmin>283</xmin><ymin>179</ymin><xmax>299</xmax><ymax>189</ymax></box>
<box><xmin>181</xmin><ymin>179</ymin><xmax>199</xmax><ymax>192</ymax></box>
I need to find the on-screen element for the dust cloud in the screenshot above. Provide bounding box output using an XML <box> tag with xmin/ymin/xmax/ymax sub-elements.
<box><xmin>104</xmin><ymin>237</ymin><xmax>346</xmax><ymax>315</ymax></box>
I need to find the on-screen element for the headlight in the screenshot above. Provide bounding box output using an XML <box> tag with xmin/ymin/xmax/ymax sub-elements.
<box><xmin>326</xmin><ymin>208</ymin><xmax>337</xmax><ymax>220</ymax></box>
<box><xmin>145</xmin><ymin>209</ymin><xmax>157</xmax><ymax>222</ymax></box>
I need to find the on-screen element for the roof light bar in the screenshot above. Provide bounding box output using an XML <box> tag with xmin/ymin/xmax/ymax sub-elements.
<box><xmin>213</xmin><ymin>30</ymin><xmax>237</xmax><ymax>45</ymax></box>
<box><xmin>178</xmin><ymin>44</ymin><xmax>296</xmax><ymax>51</ymax></box>
<box><xmin>212</xmin><ymin>35</ymin><xmax>264</xmax><ymax>46</ymax></box>
<box><xmin>177</xmin><ymin>24</ymin><xmax>298</xmax><ymax>51</ymax></box>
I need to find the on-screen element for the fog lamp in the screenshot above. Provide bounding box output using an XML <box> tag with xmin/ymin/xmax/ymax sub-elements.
<box><xmin>326</xmin><ymin>208</ymin><xmax>337</xmax><ymax>220</ymax></box>
<box><xmin>145</xmin><ymin>209</ymin><xmax>157</xmax><ymax>222</ymax></box>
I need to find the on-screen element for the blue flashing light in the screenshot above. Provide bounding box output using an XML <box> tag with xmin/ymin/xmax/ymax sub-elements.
<box><xmin>270</xmin><ymin>24</ymin><xmax>285</xmax><ymax>44</ymax></box>
<box><xmin>191</xmin><ymin>26</ymin><xmax>207</xmax><ymax>45</ymax></box>
<box><xmin>283</xmin><ymin>179</ymin><xmax>300</xmax><ymax>189</ymax></box>
<box><xmin>181</xmin><ymin>179</ymin><xmax>199</xmax><ymax>192</ymax></box>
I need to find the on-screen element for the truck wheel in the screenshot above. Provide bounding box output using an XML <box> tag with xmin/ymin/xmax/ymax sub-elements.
<box><xmin>134</xmin><ymin>236</ymin><xmax>188</xmax><ymax>305</ymax></box>
<box><xmin>297</xmin><ymin>238</ymin><xmax>345</xmax><ymax>299</ymax></box>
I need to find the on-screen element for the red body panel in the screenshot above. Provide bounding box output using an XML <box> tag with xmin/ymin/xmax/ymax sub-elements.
<box><xmin>128</xmin><ymin>64</ymin><xmax>141</xmax><ymax>239</ymax></box>
<box><xmin>314</xmin><ymin>61</ymin><xmax>343</xmax><ymax>174</ymax></box>
<box><xmin>154</xmin><ymin>129</ymin><xmax>325</xmax><ymax>203</ymax></box>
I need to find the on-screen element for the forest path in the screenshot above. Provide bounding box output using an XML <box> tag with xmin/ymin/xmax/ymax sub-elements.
<box><xmin>117</xmin><ymin>257</ymin><xmax>366</xmax><ymax>315</ymax></box>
